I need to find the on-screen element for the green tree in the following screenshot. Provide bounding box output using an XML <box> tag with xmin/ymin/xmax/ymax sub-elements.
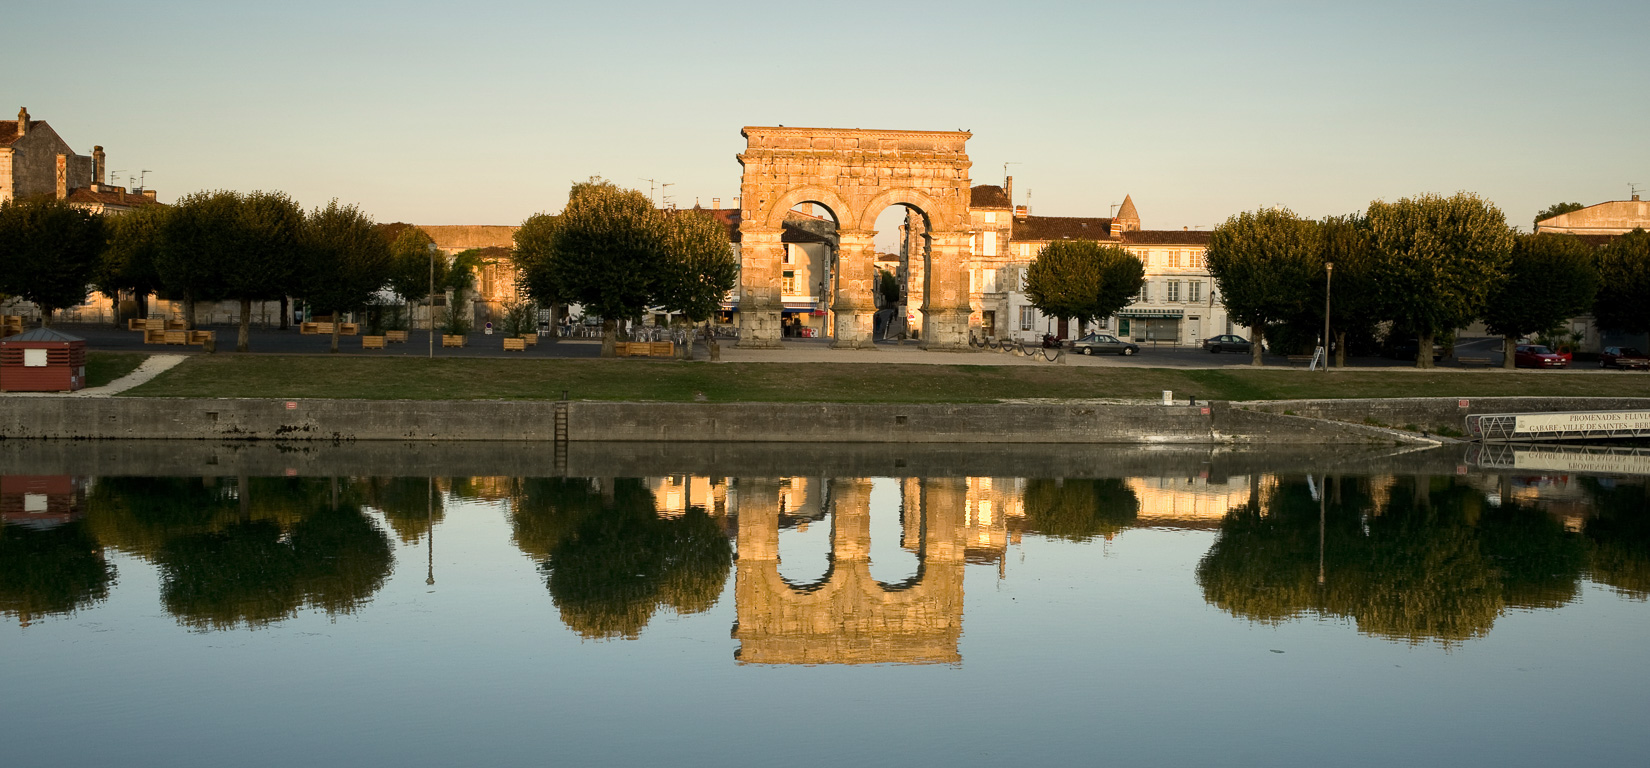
<box><xmin>96</xmin><ymin>203</ymin><xmax>168</xmax><ymax>323</ymax></box>
<box><xmin>1581</xmin><ymin>478</ymin><xmax>1650</xmax><ymax>599</ymax></box>
<box><xmin>1366</xmin><ymin>193</ymin><xmax>1514</xmax><ymax>368</ymax></box>
<box><xmin>0</xmin><ymin>197</ymin><xmax>106</xmax><ymax>326</ymax></box>
<box><xmin>442</xmin><ymin>249</ymin><xmax>483</xmax><ymax>336</ymax></box>
<box><xmin>877</xmin><ymin>268</ymin><xmax>900</xmax><ymax>307</ymax></box>
<box><xmin>547</xmin><ymin>179</ymin><xmax>665</xmax><ymax>357</ymax></box>
<box><xmin>299</xmin><ymin>200</ymin><xmax>393</xmax><ymax>353</ymax></box>
<box><xmin>1021</xmin><ymin>478</ymin><xmax>1140</xmax><ymax>541</ymax></box>
<box><xmin>511</xmin><ymin>213</ymin><xmax>569</xmax><ymax>341</ymax></box>
<box><xmin>156</xmin><ymin>191</ymin><xmax>241</xmax><ymax>330</ymax></box>
<box><xmin>385</xmin><ymin>227</ymin><xmax>443</xmax><ymax>334</ymax></box>
<box><xmin>1482</xmin><ymin>233</ymin><xmax>1599</xmax><ymax>369</ymax></box>
<box><xmin>1023</xmin><ymin>240</ymin><xmax>1145</xmax><ymax>335</ymax></box>
<box><xmin>655</xmin><ymin>210</ymin><xmax>738</xmax><ymax>360</ymax></box>
<box><xmin>1205</xmin><ymin>208</ymin><xmax>1322</xmax><ymax>365</ymax></box>
<box><xmin>1593</xmin><ymin>229</ymin><xmax>1650</xmax><ymax>334</ymax></box>
<box><xmin>1533</xmin><ymin>202</ymin><xmax>1585</xmax><ymax>230</ymax></box>
<box><xmin>1316</xmin><ymin>214</ymin><xmax>1382</xmax><ymax>367</ymax></box>
<box><xmin>225</xmin><ymin>191</ymin><xmax>305</xmax><ymax>351</ymax></box>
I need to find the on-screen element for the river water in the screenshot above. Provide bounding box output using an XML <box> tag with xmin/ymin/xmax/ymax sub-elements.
<box><xmin>3</xmin><ymin>442</ymin><xmax>1647</xmax><ymax>767</ymax></box>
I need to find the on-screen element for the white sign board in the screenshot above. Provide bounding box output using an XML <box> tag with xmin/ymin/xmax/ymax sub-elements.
<box><xmin>23</xmin><ymin>349</ymin><xmax>47</xmax><ymax>367</ymax></box>
<box><xmin>1511</xmin><ymin>449</ymin><xmax>1650</xmax><ymax>476</ymax></box>
<box><xmin>1513</xmin><ymin>411</ymin><xmax>1650</xmax><ymax>435</ymax></box>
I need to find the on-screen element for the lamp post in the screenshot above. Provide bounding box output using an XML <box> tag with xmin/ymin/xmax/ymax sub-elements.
<box><xmin>428</xmin><ymin>243</ymin><xmax>437</xmax><ymax>359</ymax></box>
<box><xmin>1322</xmin><ymin>262</ymin><xmax>1334</xmax><ymax>370</ymax></box>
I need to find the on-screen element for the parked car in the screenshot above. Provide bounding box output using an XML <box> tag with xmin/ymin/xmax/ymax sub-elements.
<box><xmin>1600</xmin><ymin>346</ymin><xmax>1650</xmax><ymax>370</ymax></box>
<box><xmin>1202</xmin><ymin>334</ymin><xmax>1253</xmax><ymax>354</ymax></box>
<box><xmin>1514</xmin><ymin>344</ymin><xmax>1569</xmax><ymax>369</ymax></box>
<box><xmin>1071</xmin><ymin>333</ymin><xmax>1139</xmax><ymax>356</ymax></box>
<box><xmin>1384</xmin><ymin>338</ymin><xmax>1445</xmax><ymax>362</ymax></box>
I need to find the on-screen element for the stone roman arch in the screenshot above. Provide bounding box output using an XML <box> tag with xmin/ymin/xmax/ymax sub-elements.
<box><xmin>736</xmin><ymin>127</ymin><xmax>975</xmax><ymax>350</ymax></box>
<box><xmin>732</xmin><ymin>477</ymin><xmax>967</xmax><ymax>665</ymax></box>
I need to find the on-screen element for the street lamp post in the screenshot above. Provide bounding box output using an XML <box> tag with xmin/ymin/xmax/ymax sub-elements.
<box><xmin>1322</xmin><ymin>262</ymin><xmax>1334</xmax><ymax>370</ymax></box>
<box><xmin>428</xmin><ymin>243</ymin><xmax>437</xmax><ymax>359</ymax></box>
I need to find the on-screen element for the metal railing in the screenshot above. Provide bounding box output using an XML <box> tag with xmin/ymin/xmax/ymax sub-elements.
<box><xmin>969</xmin><ymin>333</ymin><xmax>1066</xmax><ymax>363</ymax></box>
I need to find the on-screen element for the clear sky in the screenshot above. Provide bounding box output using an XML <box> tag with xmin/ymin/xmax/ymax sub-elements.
<box><xmin>15</xmin><ymin>0</ymin><xmax>1649</xmax><ymax>234</ymax></box>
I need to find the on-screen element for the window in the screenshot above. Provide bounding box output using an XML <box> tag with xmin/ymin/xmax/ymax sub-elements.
<box><xmin>782</xmin><ymin>244</ymin><xmax>793</xmax><ymax>265</ymax></box>
<box><xmin>1190</xmin><ymin>250</ymin><xmax>1204</xmax><ymax>269</ymax></box>
<box><xmin>1139</xmin><ymin>282</ymin><xmax>1151</xmax><ymax>303</ymax></box>
<box><xmin>782</xmin><ymin>270</ymin><xmax>796</xmax><ymax>294</ymax></box>
<box><xmin>1019</xmin><ymin>243</ymin><xmax>1031</xmax><ymax>257</ymax></box>
<box><xmin>1167</xmin><ymin>281</ymin><xmax>1181</xmax><ymax>302</ymax></box>
<box><xmin>983</xmin><ymin>230</ymin><xmax>997</xmax><ymax>256</ymax></box>
<box><xmin>981</xmin><ymin>212</ymin><xmax>996</xmax><ymax>223</ymax></box>
<box><xmin>1189</xmin><ymin>281</ymin><xmax>1203</xmax><ymax>303</ymax></box>
<box><xmin>23</xmin><ymin>349</ymin><xmax>47</xmax><ymax>367</ymax></box>
<box><xmin>1019</xmin><ymin>306</ymin><xmax>1036</xmax><ymax>331</ymax></box>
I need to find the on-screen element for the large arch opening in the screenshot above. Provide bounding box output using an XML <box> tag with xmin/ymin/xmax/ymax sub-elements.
<box><xmin>774</xmin><ymin>477</ymin><xmax>833</xmax><ymax>591</ymax></box>
<box><xmin>867</xmin><ymin>477</ymin><xmax>923</xmax><ymax>588</ymax></box>
<box><xmin>777</xmin><ymin>203</ymin><xmax>839</xmax><ymax>341</ymax></box>
<box><xmin>869</xmin><ymin>204</ymin><xmax>931</xmax><ymax>342</ymax></box>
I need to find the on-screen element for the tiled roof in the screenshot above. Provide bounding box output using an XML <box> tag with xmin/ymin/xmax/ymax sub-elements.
<box><xmin>1121</xmin><ymin>229</ymin><xmax>1212</xmax><ymax>246</ymax></box>
<box><xmin>2</xmin><ymin>327</ymin><xmax>83</xmax><ymax>343</ymax></box>
<box><xmin>1011</xmin><ymin>215</ymin><xmax>1116</xmax><ymax>242</ymax></box>
<box><xmin>0</xmin><ymin>120</ymin><xmax>28</xmax><ymax>146</ymax></box>
<box><xmin>64</xmin><ymin>187</ymin><xmax>162</xmax><ymax>208</ymax></box>
<box><xmin>969</xmin><ymin>184</ymin><xmax>1011</xmax><ymax>208</ymax></box>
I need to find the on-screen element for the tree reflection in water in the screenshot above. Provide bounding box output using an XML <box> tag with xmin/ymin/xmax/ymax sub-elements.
<box><xmin>510</xmin><ymin>478</ymin><xmax>733</xmax><ymax>639</ymax></box>
<box><xmin>1582</xmin><ymin>478</ymin><xmax>1650</xmax><ymax>599</ymax></box>
<box><xmin>85</xmin><ymin>476</ymin><xmax>393</xmax><ymax>631</ymax></box>
<box><xmin>0</xmin><ymin>521</ymin><xmax>116</xmax><ymax>627</ymax></box>
<box><xmin>1020</xmin><ymin>478</ymin><xmax>1140</xmax><ymax>541</ymax></box>
<box><xmin>361</xmin><ymin>477</ymin><xmax>446</xmax><ymax>544</ymax></box>
<box><xmin>1197</xmin><ymin>476</ymin><xmax>1587</xmax><ymax>644</ymax></box>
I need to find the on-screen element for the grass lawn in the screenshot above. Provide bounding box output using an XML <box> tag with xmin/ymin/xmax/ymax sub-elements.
<box><xmin>85</xmin><ymin>352</ymin><xmax>149</xmax><ymax>388</ymax></box>
<box><xmin>117</xmin><ymin>354</ymin><xmax>1650</xmax><ymax>402</ymax></box>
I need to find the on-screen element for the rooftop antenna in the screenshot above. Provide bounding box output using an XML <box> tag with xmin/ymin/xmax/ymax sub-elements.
<box><xmin>1110</xmin><ymin>203</ymin><xmax>1121</xmax><ymax>216</ymax></box>
<box><xmin>109</xmin><ymin>169</ymin><xmax>127</xmax><ymax>188</ymax></box>
<box><xmin>1631</xmin><ymin>182</ymin><xmax>1643</xmax><ymax>199</ymax></box>
<box><xmin>1026</xmin><ymin>189</ymin><xmax>1032</xmax><ymax>215</ymax></box>
<box><xmin>639</xmin><ymin>178</ymin><xmax>659</xmax><ymax>205</ymax></box>
<box><xmin>661</xmin><ymin>182</ymin><xmax>675</xmax><ymax>210</ymax></box>
<box><xmin>1002</xmin><ymin>161</ymin><xmax>1021</xmax><ymax>185</ymax></box>
<box><xmin>137</xmin><ymin>169</ymin><xmax>152</xmax><ymax>191</ymax></box>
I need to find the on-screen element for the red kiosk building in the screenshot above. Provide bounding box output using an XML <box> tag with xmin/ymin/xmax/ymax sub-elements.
<box><xmin>0</xmin><ymin>328</ymin><xmax>88</xmax><ymax>392</ymax></box>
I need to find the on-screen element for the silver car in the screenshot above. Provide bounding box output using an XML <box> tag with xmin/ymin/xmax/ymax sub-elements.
<box><xmin>1071</xmin><ymin>333</ymin><xmax>1139</xmax><ymax>356</ymax></box>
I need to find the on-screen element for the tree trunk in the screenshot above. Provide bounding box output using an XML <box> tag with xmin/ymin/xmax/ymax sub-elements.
<box><xmin>1334</xmin><ymin>330</ymin><xmax>1347</xmax><ymax>368</ymax></box>
<box><xmin>182</xmin><ymin>297</ymin><xmax>196</xmax><ymax>331</ymax></box>
<box><xmin>1503</xmin><ymin>334</ymin><xmax>1517</xmax><ymax>370</ymax></box>
<box><xmin>331</xmin><ymin>318</ymin><xmax>341</xmax><ymax>353</ymax></box>
<box><xmin>548</xmin><ymin>303</ymin><xmax>561</xmax><ymax>343</ymax></box>
<box><xmin>705</xmin><ymin>320</ymin><xmax>721</xmax><ymax>362</ymax></box>
<box><xmin>110</xmin><ymin>291</ymin><xmax>122</xmax><ymax>328</ymax></box>
<box><xmin>1417</xmin><ymin>331</ymin><xmax>1434</xmax><ymax>369</ymax></box>
<box><xmin>238</xmin><ymin>298</ymin><xmax>252</xmax><ymax>352</ymax></box>
<box><xmin>137</xmin><ymin>292</ymin><xmax>150</xmax><ymax>320</ymax></box>
<box><xmin>279</xmin><ymin>296</ymin><xmax>289</xmax><ymax>330</ymax></box>
<box><xmin>1250</xmin><ymin>324</ymin><xmax>1265</xmax><ymax>366</ymax></box>
<box><xmin>600</xmin><ymin>318</ymin><xmax>617</xmax><ymax>358</ymax></box>
<box><xmin>38</xmin><ymin>307</ymin><xmax>51</xmax><ymax>328</ymax></box>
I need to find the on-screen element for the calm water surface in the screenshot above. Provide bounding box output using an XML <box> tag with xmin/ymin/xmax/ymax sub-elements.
<box><xmin>3</xmin><ymin>442</ymin><xmax>1648</xmax><ymax>767</ymax></box>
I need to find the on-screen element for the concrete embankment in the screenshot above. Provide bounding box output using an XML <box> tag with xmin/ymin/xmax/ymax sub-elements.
<box><xmin>0</xmin><ymin>397</ymin><xmax>1424</xmax><ymax>445</ymax></box>
<box><xmin>1240</xmin><ymin>397</ymin><xmax>1650</xmax><ymax>435</ymax></box>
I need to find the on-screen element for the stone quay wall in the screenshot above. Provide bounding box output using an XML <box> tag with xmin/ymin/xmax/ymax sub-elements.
<box><xmin>0</xmin><ymin>398</ymin><xmax>1427</xmax><ymax>445</ymax></box>
<box><xmin>1239</xmin><ymin>397</ymin><xmax>1650</xmax><ymax>435</ymax></box>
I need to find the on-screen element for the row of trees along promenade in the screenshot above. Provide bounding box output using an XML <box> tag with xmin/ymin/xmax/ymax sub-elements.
<box><xmin>0</xmin><ymin>178</ymin><xmax>736</xmax><ymax>359</ymax></box>
<box><xmin>1197</xmin><ymin>193</ymin><xmax>1649</xmax><ymax>368</ymax></box>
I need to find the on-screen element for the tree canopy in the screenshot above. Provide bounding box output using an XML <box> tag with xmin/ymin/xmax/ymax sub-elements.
<box><xmin>1024</xmin><ymin>240</ymin><xmax>1145</xmax><ymax>330</ymax></box>
<box><xmin>0</xmin><ymin>197</ymin><xmax>106</xmax><ymax>324</ymax></box>
<box><xmin>1021</xmin><ymin>478</ymin><xmax>1140</xmax><ymax>541</ymax></box>
<box><xmin>1483</xmin><ymin>233</ymin><xmax>1599</xmax><ymax>368</ymax></box>
<box><xmin>1533</xmin><ymin>202</ymin><xmax>1585</xmax><ymax>230</ymax></box>
<box><xmin>299</xmin><ymin>200</ymin><xmax>393</xmax><ymax>352</ymax></box>
<box><xmin>0</xmin><ymin>522</ymin><xmax>116</xmax><ymax>626</ymax></box>
<box><xmin>1593</xmin><ymin>228</ymin><xmax>1650</xmax><ymax>334</ymax></box>
<box><xmin>1366</xmin><ymin>193</ymin><xmax>1514</xmax><ymax>367</ymax></box>
<box><xmin>96</xmin><ymin>202</ymin><xmax>168</xmax><ymax>320</ymax></box>
<box><xmin>226</xmin><ymin>191</ymin><xmax>305</xmax><ymax>350</ymax></box>
<box><xmin>1205</xmin><ymin>208</ymin><xmax>1323</xmax><ymax>364</ymax></box>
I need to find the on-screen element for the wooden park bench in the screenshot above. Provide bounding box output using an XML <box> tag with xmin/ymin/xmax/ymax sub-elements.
<box><xmin>1286</xmin><ymin>355</ymin><xmax>1314</xmax><ymax>366</ymax></box>
<box><xmin>314</xmin><ymin>322</ymin><xmax>335</xmax><ymax>335</ymax></box>
<box><xmin>362</xmin><ymin>335</ymin><xmax>386</xmax><ymax>349</ymax></box>
<box><xmin>165</xmin><ymin>318</ymin><xmax>186</xmax><ymax>330</ymax></box>
<box><xmin>442</xmin><ymin>334</ymin><xmax>466</xmax><ymax>348</ymax></box>
<box><xmin>385</xmin><ymin>330</ymin><xmax>408</xmax><ymax>343</ymax></box>
<box><xmin>503</xmin><ymin>337</ymin><xmax>526</xmax><ymax>352</ymax></box>
<box><xmin>1457</xmin><ymin>355</ymin><xmax>1493</xmax><ymax>366</ymax></box>
<box><xmin>649</xmin><ymin>342</ymin><xmax>674</xmax><ymax>357</ymax></box>
<box><xmin>300</xmin><ymin>322</ymin><xmax>320</xmax><ymax>335</ymax></box>
<box><xmin>143</xmin><ymin>328</ymin><xmax>166</xmax><ymax>344</ymax></box>
<box><xmin>127</xmin><ymin>318</ymin><xmax>146</xmax><ymax>331</ymax></box>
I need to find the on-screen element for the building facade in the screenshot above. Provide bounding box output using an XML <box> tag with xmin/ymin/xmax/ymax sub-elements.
<box><xmin>1</xmin><ymin>107</ymin><xmax>158</xmax><ymax>213</ymax></box>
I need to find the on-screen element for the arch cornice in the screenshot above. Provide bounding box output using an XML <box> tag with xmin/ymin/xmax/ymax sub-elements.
<box><xmin>756</xmin><ymin>186</ymin><xmax>856</xmax><ymax>230</ymax></box>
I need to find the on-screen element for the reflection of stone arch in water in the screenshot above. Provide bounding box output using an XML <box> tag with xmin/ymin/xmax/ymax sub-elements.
<box><xmin>734</xmin><ymin>477</ymin><xmax>966</xmax><ymax>665</ymax></box>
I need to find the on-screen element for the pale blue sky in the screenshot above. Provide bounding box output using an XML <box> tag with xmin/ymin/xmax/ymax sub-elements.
<box><xmin>14</xmin><ymin>0</ymin><xmax>1648</xmax><ymax>233</ymax></box>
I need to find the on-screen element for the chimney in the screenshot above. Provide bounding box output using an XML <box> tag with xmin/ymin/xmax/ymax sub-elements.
<box><xmin>55</xmin><ymin>154</ymin><xmax>68</xmax><ymax>200</ymax></box>
<box><xmin>142</xmin><ymin>189</ymin><xmax>157</xmax><ymax>201</ymax></box>
<box><xmin>93</xmin><ymin>146</ymin><xmax>105</xmax><ymax>185</ymax></box>
<box><xmin>1005</xmin><ymin>175</ymin><xmax>1013</xmax><ymax>203</ymax></box>
<box><xmin>16</xmin><ymin>107</ymin><xmax>27</xmax><ymax>136</ymax></box>
<box><xmin>1635</xmin><ymin>193</ymin><xmax>1642</xmax><ymax>202</ymax></box>
<box><xmin>712</xmin><ymin>197</ymin><xmax>721</xmax><ymax>210</ymax></box>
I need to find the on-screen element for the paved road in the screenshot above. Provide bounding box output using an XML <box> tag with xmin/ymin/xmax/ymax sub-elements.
<box><xmin>50</xmin><ymin>323</ymin><xmax>1606</xmax><ymax>372</ymax></box>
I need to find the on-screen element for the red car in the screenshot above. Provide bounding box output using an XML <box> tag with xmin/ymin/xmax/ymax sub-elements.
<box><xmin>1600</xmin><ymin>346</ymin><xmax>1650</xmax><ymax>370</ymax></box>
<box><xmin>1514</xmin><ymin>344</ymin><xmax>1568</xmax><ymax>369</ymax></box>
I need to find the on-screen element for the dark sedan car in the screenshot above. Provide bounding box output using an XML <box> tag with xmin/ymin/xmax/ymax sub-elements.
<box><xmin>1071</xmin><ymin>333</ymin><xmax>1139</xmax><ymax>356</ymax></box>
<box><xmin>1600</xmin><ymin>346</ymin><xmax>1650</xmax><ymax>370</ymax></box>
<box><xmin>1202</xmin><ymin>334</ymin><xmax>1253</xmax><ymax>354</ymax></box>
<box><xmin>1514</xmin><ymin>344</ymin><xmax>1568</xmax><ymax>369</ymax></box>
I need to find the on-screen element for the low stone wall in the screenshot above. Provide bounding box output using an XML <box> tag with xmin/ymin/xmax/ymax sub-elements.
<box><xmin>1239</xmin><ymin>397</ymin><xmax>1650</xmax><ymax>435</ymax></box>
<box><xmin>0</xmin><ymin>397</ymin><xmax>1428</xmax><ymax>445</ymax></box>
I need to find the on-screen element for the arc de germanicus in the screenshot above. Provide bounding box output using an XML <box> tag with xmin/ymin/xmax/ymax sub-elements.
<box><xmin>736</xmin><ymin>126</ymin><xmax>974</xmax><ymax>350</ymax></box>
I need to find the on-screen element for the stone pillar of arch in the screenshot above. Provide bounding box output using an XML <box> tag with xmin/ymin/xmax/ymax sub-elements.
<box><xmin>735</xmin><ymin>478</ymin><xmax>781</xmax><ymax>562</ymax></box>
<box><xmin>831</xmin><ymin>230</ymin><xmax>879</xmax><ymax>349</ymax></box>
<box><xmin>920</xmin><ymin>477</ymin><xmax>968</xmax><ymax>564</ymax></box>
<box><xmin>737</xmin><ymin>227</ymin><xmax>785</xmax><ymax>348</ymax></box>
<box><xmin>830</xmin><ymin>478</ymin><xmax>873</xmax><ymax>562</ymax></box>
<box><xmin>921</xmin><ymin>232</ymin><xmax>976</xmax><ymax>351</ymax></box>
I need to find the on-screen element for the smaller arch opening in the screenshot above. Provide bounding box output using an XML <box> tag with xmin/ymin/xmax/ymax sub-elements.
<box><xmin>775</xmin><ymin>477</ymin><xmax>833</xmax><ymax>591</ymax></box>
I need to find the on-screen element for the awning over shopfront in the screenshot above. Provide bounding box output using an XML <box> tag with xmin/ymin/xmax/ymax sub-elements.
<box><xmin>1117</xmin><ymin>308</ymin><xmax>1184</xmax><ymax>318</ymax></box>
